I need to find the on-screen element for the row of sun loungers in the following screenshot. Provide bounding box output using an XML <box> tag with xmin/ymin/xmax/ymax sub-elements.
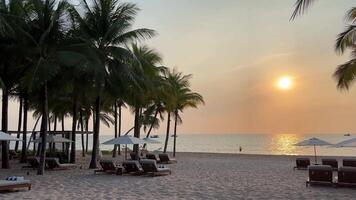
<box><xmin>306</xmin><ymin>165</ymin><xmax>356</xmax><ymax>187</ymax></box>
<box><xmin>129</xmin><ymin>153</ymin><xmax>177</xmax><ymax>164</ymax></box>
<box><xmin>95</xmin><ymin>159</ymin><xmax>171</xmax><ymax>177</ymax></box>
<box><xmin>22</xmin><ymin>157</ymin><xmax>77</xmax><ymax>170</ymax></box>
<box><xmin>0</xmin><ymin>179</ymin><xmax>31</xmax><ymax>192</ymax></box>
<box><xmin>294</xmin><ymin>157</ymin><xmax>356</xmax><ymax>170</ymax></box>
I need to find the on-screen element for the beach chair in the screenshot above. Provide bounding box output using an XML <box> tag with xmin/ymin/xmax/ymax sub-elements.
<box><xmin>0</xmin><ymin>179</ymin><xmax>31</xmax><ymax>192</ymax></box>
<box><xmin>140</xmin><ymin>159</ymin><xmax>171</xmax><ymax>176</ymax></box>
<box><xmin>343</xmin><ymin>158</ymin><xmax>356</xmax><ymax>167</ymax></box>
<box><xmin>306</xmin><ymin>165</ymin><xmax>334</xmax><ymax>187</ymax></box>
<box><xmin>146</xmin><ymin>153</ymin><xmax>160</xmax><ymax>162</ymax></box>
<box><xmin>159</xmin><ymin>153</ymin><xmax>177</xmax><ymax>164</ymax></box>
<box><xmin>322</xmin><ymin>159</ymin><xmax>338</xmax><ymax>170</ymax></box>
<box><xmin>293</xmin><ymin>158</ymin><xmax>310</xmax><ymax>170</ymax></box>
<box><xmin>45</xmin><ymin>158</ymin><xmax>77</xmax><ymax>170</ymax></box>
<box><xmin>94</xmin><ymin>160</ymin><xmax>122</xmax><ymax>175</ymax></box>
<box><xmin>337</xmin><ymin>166</ymin><xmax>356</xmax><ymax>187</ymax></box>
<box><xmin>122</xmin><ymin>160</ymin><xmax>144</xmax><ymax>175</ymax></box>
<box><xmin>22</xmin><ymin>157</ymin><xmax>40</xmax><ymax>169</ymax></box>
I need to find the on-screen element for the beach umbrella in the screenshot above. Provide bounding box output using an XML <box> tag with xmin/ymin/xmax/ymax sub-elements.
<box><xmin>142</xmin><ymin>137</ymin><xmax>161</xmax><ymax>144</ymax></box>
<box><xmin>32</xmin><ymin>135</ymin><xmax>72</xmax><ymax>143</ymax></box>
<box><xmin>102</xmin><ymin>135</ymin><xmax>147</xmax><ymax>159</ymax></box>
<box><xmin>0</xmin><ymin>131</ymin><xmax>22</xmax><ymax>141</ymax></box>
<box><xmin>295</xmin><ymin>137</ymin><xmax>331</xmax><ymax>163</ymax></box>
<box><xmin>332</xmin><ymin>137</ymin><xmax>356</xmax><ymax>148</ymax></box>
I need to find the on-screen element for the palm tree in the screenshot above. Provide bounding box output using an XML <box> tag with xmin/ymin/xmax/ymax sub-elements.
<box><xmin>69</xmin><ymin>0</ymin><xmax>156</xmax><ymax>168</ymax></box>
<box><xmin>291</xmin><ymin>1</ymin><xmax>356</xmax><ymax>91</ymax></box>
<box><xmin>125</xmin><ymin>44</ymin><xmax>163</xmax><ymax>159</ymax></box>
<box><xmin>165</xmin><ymin>70</ymin><xmax>204</xmax><ymax>156</ymax></box>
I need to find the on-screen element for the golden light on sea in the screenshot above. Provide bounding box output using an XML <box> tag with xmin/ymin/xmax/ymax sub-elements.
<box><xmin>276</xmin><ymin>76</ymin><xmax>293</xmax><ymax>90</ymax></box>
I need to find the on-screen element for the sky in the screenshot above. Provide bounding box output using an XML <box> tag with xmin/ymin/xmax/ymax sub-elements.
<box><xmin>4</xmin><ymin>0</ymin><xmax>356</xmax><ymax>135</ymax></box>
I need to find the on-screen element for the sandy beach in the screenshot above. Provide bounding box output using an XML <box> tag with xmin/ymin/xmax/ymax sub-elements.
<box><xmin>0</xmin><ymin>152</ymin><xmax>355</xmax><ymax>199</ymax></box>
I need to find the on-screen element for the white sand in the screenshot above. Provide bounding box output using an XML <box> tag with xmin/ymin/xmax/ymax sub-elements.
<box><xmin>0</xmin><ymin>152</ymin><xmax>355</xmax><ymax>199</ymax></box>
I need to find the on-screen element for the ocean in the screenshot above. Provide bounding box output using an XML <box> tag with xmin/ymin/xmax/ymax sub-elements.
<box><xmin>77</xmin><ymin>133</ymin><xmax>356</xmax><ymax>156</ymax></box>
<box><xmin>15</xmin><ymin>133</ymin><xmax>356</xmax><ymax>157</ymax></box>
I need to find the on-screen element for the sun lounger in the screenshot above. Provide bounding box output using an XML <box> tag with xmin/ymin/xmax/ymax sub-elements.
<box><xmin>0</xmin><ymin>180</ymin><xmax>31</xmax><ymax>191</ymax></box>
<box><xmin>146</xmin><ymin>153</ymin><xmax>160</xmax><ymax>162</ymax></box>
<box><xmin>45</xmin><ymin>158</ymin><xmax>77</xmax><ymax>170</ymax></box>
<box><xmin>306</xmin><ymin>165</ymin><xmax>334</xmax><ymax>187</ymax></box>
<box><xmin>94</xmin><ymin>160</ymin><xmax>122</xmax><ymax>175</ymax></box>
<box><xmin>159</xmin><ymin>153</ymin><xmax>177</xmax><ymax>164</ymax></box>
<box><xmin>343</xmin><ymin>158</ymin><xmax>356</xmax><ymax>167</ymax></box>
<box><xmin>322</xmin><ymin>159</ymin><xmax>338</xmax><ymax>170</ymax></box>
<box><xmin>337</xmin><ymin>166</ymin><xmax>356</xmax><ymax>187</ymax></box>
<box><xmin>122</xmin><ymin>160</ymin><xmax>144</xmax><ymax>175</ymax></box>
<box><xmin>140</xmin><ymin>159</ymin><xmax>171</xmax><ymax>176</ymax></box>
<box><xmin>293</xmin><ymin>158</ymin><xmax>310</xmax><ymax>170</ymax></box>
<box><xmin>22</xmin><ymin>157</ymin><xmax>40</xmax><ymax>169</ymax></box>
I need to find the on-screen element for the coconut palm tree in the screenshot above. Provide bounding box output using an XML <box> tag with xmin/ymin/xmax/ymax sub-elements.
<box><xmin>69</xmin><ymin>0</ymin><xmax>156</xmax><ymax>168</ymax></box>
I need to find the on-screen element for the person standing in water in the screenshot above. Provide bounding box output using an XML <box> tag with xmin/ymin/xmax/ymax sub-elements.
<box><xmin>239</xmin><ymin>146</ymin><xmax>242</xmax><ymax>153</ymax></box>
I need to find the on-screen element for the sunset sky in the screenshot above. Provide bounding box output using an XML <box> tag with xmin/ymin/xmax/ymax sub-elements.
<box><xmin>4</xmin><ymin>0</ymin><xmax>356</xmax><ymax>135</ymax></box>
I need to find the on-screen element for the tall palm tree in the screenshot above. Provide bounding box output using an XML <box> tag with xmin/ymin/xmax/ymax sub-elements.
<box><xmin>69</xmin><ymin>0</ymin><xmax>155</xmax><ymax>168</ymax></box>
<box><xmin>166</xmin><ymin>70</ymin><xmax>204</xmax><ymax>156</ymax></box>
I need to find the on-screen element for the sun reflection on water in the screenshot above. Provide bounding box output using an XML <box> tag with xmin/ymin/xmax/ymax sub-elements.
<box><xmin>270</xmin><ymin>134</ymin><xmax>301</xmax><ymax>155</ymax></box>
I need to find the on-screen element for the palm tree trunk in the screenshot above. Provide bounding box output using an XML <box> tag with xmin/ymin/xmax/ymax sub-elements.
<box><xmin>37</xmin><ymin>83</ymin><xmax>48</xmax><ymax>175</ymax></box>
<box><xmin>28</xmin><ymin>116</ymin><xmax>40</xmax><ymax>150</ymax></box>
<box><xmin>20</xmin><ymin>94</ymin><xmax>28</xmax><ymax>163</ymax></box>
<box><xmin>143</xmin><ymin>108</ymin><xmax>159</xmax><ymax>149</ymax></box>
<box><xmin>118</xmin><ymin>104</ymin><xmax>121</xmax><ymax>155</ymax></box>
<box><xmin>173</xmin><ymin>110</ymin><xmax>178</xmax><ymax>157</ymax></box>
<box><xmin>163</xmin><ymin>112</ymin><xmax>171</xmax><ymax>153</ymax></box>
<box><xmin>133</xmin><ymin>106</ymin><xmax>141</xmax><ymax>159</ymax></box>
<box><xmin>15</xmin><ymin>96</ymin><xmax>23</xmax><ymax>152</ymax></box>
<box><xmin>70</xmin><ymin>97</ymin><xmax>77</xmax><ymax>163</ymax></box>
<box><xmin>79</xmin><ymin>110</ymin><xmax>85</xmax><ymax>157</ymax></box>
<box><xmin>89</xmin><ymin>96</ymin><xmax>100</xmax><ymax>169</ymax></box>
<box><xmin>61</xmin><ymin>115</ymin><xmax>65</xmax><ymax>152</ymax></box>
<box><xmin>112</xmin><ymin>102</ymin><xmax>118</xmax><ymax>157</ymax></box>
<box><xmin>85</xmin><ymin>118</ymin><xmax>89</xmax><ymax>153</ymax></box>
<box><xmin>52</xmin><ymin>115</ymin><xmax>57</xmax><ymax>151</ymax></box>
<box><xmin>1</xmin><ymin>87</ymin><xmax>9</xmax><ymax>169</ymax></box>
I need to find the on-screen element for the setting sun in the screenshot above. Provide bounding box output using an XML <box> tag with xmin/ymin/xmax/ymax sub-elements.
<box><xmin>277</xmin><ymin>76</ymin><xmax>293</xmax><ymax>90</ymax></box>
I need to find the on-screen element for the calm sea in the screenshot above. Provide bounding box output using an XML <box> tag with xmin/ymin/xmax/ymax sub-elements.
<box><xmin>16</xmin><ymin>134</ymin><xmax>356</xmax><ymax>157</ymax></box>
<box><xmin>82</xmin><ymin>134</ymin><xmax>356</xmax><ymax>156</ymax></box>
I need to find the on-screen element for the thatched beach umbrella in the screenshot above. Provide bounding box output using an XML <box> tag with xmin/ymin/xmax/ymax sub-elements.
<box><xmin>295</xmin><ymin>137</ymin><xmax>331</xmax><ymax>164</ymax></box>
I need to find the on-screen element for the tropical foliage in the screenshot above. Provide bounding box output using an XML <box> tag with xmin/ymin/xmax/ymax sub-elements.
<box><xmin>291</xmin><ymin>0</ymin><xmax>356</xmax><ymax>90</ymax></box>
<box><xmin>0</xmin><ymin>0</ymin><xmax>203</xmax><ymax>174</ymax></box>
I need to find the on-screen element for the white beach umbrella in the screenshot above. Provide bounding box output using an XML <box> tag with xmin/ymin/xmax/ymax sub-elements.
<box><xmin>32</xmin><ymin>135</ymin><xmax>72</xmax><ymax>143</ymax></box>
<box><xmin>0</xmin><ymin>131</ymin><xmax>22</xmax><ymax>141</ymax></box>
<box><xmin>332</xmin><ymin>137</ymin><xmax>356</xmax><ymax>148</ymax></box>
<box><xmin>102</xmin><ymin>135</ymin><xmax>147</xmax><ymax>159</ymax></box>
<box><xmin>294</xmin><ymin>137</ymin><xmax>331</xmax><ymax>163</ymax></box>
<box><xmin>142</xmin><ymin>137</ymin><xmax>161</xmax><ymax>144</ymax></box>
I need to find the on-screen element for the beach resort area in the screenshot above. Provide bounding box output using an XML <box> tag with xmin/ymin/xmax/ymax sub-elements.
<box><xmin>3</xmin><ymin>0</ymin><xmax>356</xmax><ymax>199</ymax></box>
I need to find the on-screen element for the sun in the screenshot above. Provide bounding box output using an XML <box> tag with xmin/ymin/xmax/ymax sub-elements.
<box><xmin>277</xmin><ymin>76</ymin><xmax>293</xmax><ymax>90</ymax></box>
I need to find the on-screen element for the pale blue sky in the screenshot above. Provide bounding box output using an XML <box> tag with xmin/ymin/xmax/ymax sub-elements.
<box><xmin>5</xmin><ymin>0</ymin><xmax>356</xmax><ymax>135</ymax></box>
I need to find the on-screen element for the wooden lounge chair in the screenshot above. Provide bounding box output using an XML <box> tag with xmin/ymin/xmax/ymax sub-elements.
<box><xmin>293</xmin><ymin>158</ymin><xmax>310</xmax><ymax>170</ymax></box>
<box><xmin>146</xmin><ymin>153</ymin><xmax>160</xmax><ymax>162</ymax></box>
<box><xmin>343</xmin><ymin>158</ymin><xmax>356</xmax><ymax>167</ymax></box>
<box><xmin>22</xmin><ymin>157</ymin><xmax>40</xmax><ymax>169</ymax></box>
<box><xmin>337</xmin><ymin>166</ymin><xmax>356</xmax><ymax>187</ymax></box>
<box><xmin>159</xmin><ymin>153</ymin><xmax>177</xmax><ymax>164</ymax></box>
<box><xmin>45</xmin><ymin>158</ymin><xmax>77</xmax><ymax>170</ymax></box>
<box><xmin>94</xmin><ymin>160</ymin><xmax>122</xmax><ymax>175</ymax></box>
<box><xmin>306</xmin><ymin>165</ymin><xmax>334</xmax><ymax>187</ymax></box>
<box><xmin>322</xmin><ymin>159</ymin><xmax>338</xmax><ymax>170</ymax></box>
<box><xmin>0</xmin><ymin>180</ymin><xmax>31</xmax><ymax>192</ymax></box>
<box><xmin>122</xmin><ymin>160</ymin><xmax>144</xmax><ymax>175</ymax></box>
<box><xmin>140</xmin><ymin>159</ymin><xmax>171</xmax><ymax>176</ymax></box>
